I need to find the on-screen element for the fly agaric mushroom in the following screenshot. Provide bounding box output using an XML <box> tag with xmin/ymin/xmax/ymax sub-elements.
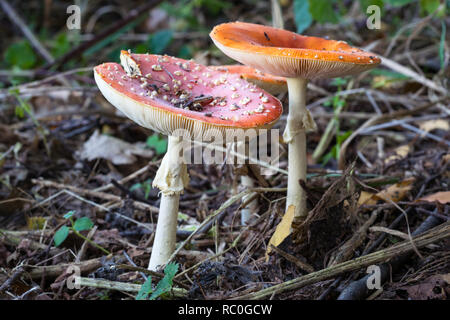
<box><xmin>210</xmin><ymin>22</ymin><xmax>381</xmax><ymax>224</ymax></box>
<box><xmin>211</xmin><ymin>65</ymin><xmax>287</xmax><ymax>95</ymax></box>
<box><xmin>94</xmin><ymin>50</ymin><xmax>282</xmax><ymax>270</ymax></box>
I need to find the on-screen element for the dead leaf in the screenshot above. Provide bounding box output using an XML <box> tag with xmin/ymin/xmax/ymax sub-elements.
<box><xmin>359</xmin><ymin>178</ymin><xmax>415</xmax><ymax>206</ymax></box>
<box><xmin>266</xmin><ymin>205</ymin><xmax>294</xmax><ymax>261</ymax></box>
<box><xmin>384</xmin><ymin>145</ymin><xmax>411</xmax><ymax>164</ymax></box>
<box><xmin>78</xmin><ymin>130</ymin><xmax>154</xmax><ymax>165</ymax></box>
<box><xmin>443</xmin><ymin>154</ymin><xmax>450</xmax><ymax>164</ymax></box>
<box><xmin>419</xmin><ymin>191</ymin><xmax>450</xmax><ymax>204</ymax></box>
<box><xmin>419</xmin><ymin>119</ymin><xmax>449</xmax><ymax>133</ymax></box>
<box><xmin>27</xmin><ymin>217</ymin><xmax>47</xmax><ymax>230</ymax></box>
<box><xmin>358</xmin><ymin>191</ymin><xmax>376</xmax><ymax>206</ymax></box>
<box><xmin>403</xmin><ymin>274</ymin><xmax>450</xmax><ymax>300</ymax></box>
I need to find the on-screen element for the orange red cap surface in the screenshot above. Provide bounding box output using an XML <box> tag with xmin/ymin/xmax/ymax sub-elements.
<box><xmin>94</xmin><ymin>51</ymin><xmax>283</xmax><ymax>139</ymax></box>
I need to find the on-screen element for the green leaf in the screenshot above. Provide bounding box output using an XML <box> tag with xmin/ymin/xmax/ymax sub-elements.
<box><xmin>51</xmin><ymin>33</ymin><xmax>71</xmax><ymax>58</ymax></box>
<box><xmin>73</xmin><ymin>217</ymin><xmax>94</xmax><ymax>232</ymax></box>
<box><xmin>370</xmin><ymin>69</ymin><xmax>410</xmax><ymax>80</ymax></box>
<box><xmin>54</xmin><ymin>226</ymin><xmax>70</xmax><ymax>247</ymax></box>
<box><xmin>146</xmin><ymin>134</ymin><xmax>168</xmax><ymax>155</ymax></box>
<box><xmin>149</xmin><ymin>262</ymin><xmax>179</xmax><ymax>300</ymax></box>
<box><xmin>136</xmin><ymin>276</ymin><xmax>152</xmax><ymax>300</ymax></box>
<box><xmin>439</xmin><ymin>20</ymin><xmax>446</xmax><ymax>70</ymax></box>
<box><xmin>359</xmin><ymin>0</ymin><xmax>384</xmax><ymax>13</ymax></box>
<box><xmin>84</xmin><ymin>17</ymin><xmax>145</xmax><ymax>57</ymax></box>
<box><xmin>384</xmin><ymin>0</ymin><xmax>415</xmax><ymax>7</ymax></box>
<box><xmin>419</xmin><ymin>0</ymin><xmax>440</xmax><ymax>15</ymax></box>
<box><xmin>144</xmin><ymin>180</ymin><xmax>152</xmax><ymax>199</ymax></box>
<box><xmin>308</xmin><ymin>0</ymin><xmax>339</xmax><ymax>23</ymax></box>
<box><xmin>63</xmin><ymin>210</ymin><xmax>75</xmax><ymax>219</ymax></box>
<box><xmin>331</xmin><ymin>77</ymin><xmax>348</xmax><ymax>87</ymax></box>
<box><xmin>178</xmin><ymin>44</ymin><xmax>192</xmax><ymax>60</ymax></box>
<box><xmin>5</xmin><ymin>41</ymin><xmax>37</xmax><ymax>69</ymax></box>
<box><xmin>130</xmin><ymin>182</ymin><xmax>142</xmax><ymax>192</ymax></box>
<box><xmin>15</xmin><ymin>105</ymin><xmax>25</xmax><ymax>119</ymax></box>
<box><xmin>200</xmin><ymin>0</ymin><xmax>231</xmax><ymax>15</ymax></box>
<box><xmin>150</xmin><ymin>30</ymin><xmax>173</xmax><ymax>54</ymax></box>
<box><xmin>337</xmin><ymin>130</ymin><xmax>353</xmax><ymax>145</ymax></box>
<box><xmin>294</xmin><ymin>0</ymin><xmax>313</xmax><ymax>33</ymax></box>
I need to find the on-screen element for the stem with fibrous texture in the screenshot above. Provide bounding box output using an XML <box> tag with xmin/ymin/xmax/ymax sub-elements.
<box><xmin>148</xmin><ymin>135</ymin><xmax>189</xmax><ymax>271</ymax></box>
<box><xmin>283</xmin><ymin>77</ymin><xmax>316</xmax><ymax>222</ymax></box>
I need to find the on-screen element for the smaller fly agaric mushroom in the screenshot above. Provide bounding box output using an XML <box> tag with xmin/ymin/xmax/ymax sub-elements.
<box><xmin>210</xmin><ymin>22</ymin><xmax>381</xmax><ymax>224</ymax></box>
<box><xmin>211</xmin><ymin>65</ymin><xmax>287</xmax><ymax>95</ymax></box>
<box><xmin>94</xmin><ymin>50</ymin><xmax>282</xmax><ymax>270</ymax></box>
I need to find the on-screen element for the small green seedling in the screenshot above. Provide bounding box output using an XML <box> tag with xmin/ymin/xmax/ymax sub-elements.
<box><xmin>130</xmin><ymin>178</ymin><xmax>153</xmax><ymax>199</ymax></box>
<box><xmin>53</xmin><ymin>211</ymin><xmax>110</xmax><ymax>255</ymax></box>
<box><xmin>146</xmin><ymin>134</ymin><xmax>168</xmax><ymax>155</ymax></box>
<box><xmin>136</xmin><ymin>262</ymin><xmax>179</xmax><ymax>300</ymax></box>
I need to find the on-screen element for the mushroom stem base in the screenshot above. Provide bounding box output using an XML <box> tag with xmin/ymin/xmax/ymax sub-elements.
<box><xmin>148</xmin><ymin>193</ymin><xmax>179</xmax><ymax>271</ymax></box>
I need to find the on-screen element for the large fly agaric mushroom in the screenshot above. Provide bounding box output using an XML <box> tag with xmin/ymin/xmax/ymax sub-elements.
<box><xmin>210</xmin><ymin>22</ymin><xmax>381</xmax><ymax>224</ymax></box>
<box><xmin>94</xmin><ymin>50</ymin><xmax>282</xmax><ymax>270</ymax></box>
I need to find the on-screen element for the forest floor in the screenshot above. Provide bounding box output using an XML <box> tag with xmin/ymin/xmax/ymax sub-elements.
<box><xmin>0</xmin><ymin>0</ymin><xmax>449</xmax><ymax>300</ymax></box>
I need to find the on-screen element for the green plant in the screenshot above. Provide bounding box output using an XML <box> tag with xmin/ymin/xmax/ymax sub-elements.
<box><xmin>130</xmin><ymin>178</ymin><xmax>153</xmax><ymax>199</ymax></box>
<box><xmin>293</xmin><ymin>0</ymin><xmax>445</xmax><ymax>34</ymax></box>
<box><xmin>135</xmin><ymin>29</ymin><xmax>174</xmax><ymax>55</ymax></box>
<box><xmin>161</xmin><ymin>0</ymin><xmax>230</xmax><ymax>30</ymax></box>
<box><xmin>4</xmin><ymin>40</ymin><xmax>37</xmax><ymax>69</ymax></box>
<box><xmin>146</xmin><ymin>134</ymin><xmax>168</xmax><ymax>155</ymax></box>
<box><xmin>10</xmin><ymin>88</ymin><xmax>50</xmax><ymax>156</ymax></box>
<box><xmin>53</xmin><ymin>211</ymin><xmax>111</xmax><ymax>255</ymax></box>
<box><xmin>320</xmin><ymin>78</ymin><xmax>353</xmax><ymax>166</ymax></box>
<box><xmin>135</xmin><ymin>262</ymin><xmax>179</xmax><ymax>300</ymax></box>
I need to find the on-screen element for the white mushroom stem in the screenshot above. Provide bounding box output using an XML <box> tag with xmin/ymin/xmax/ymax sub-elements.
<box><xmin>236</xmin><ymin>140</ymin><xmax>258</xmax><ymax>225</ymax></box>
<box><xmin>149</xmin><ymin>135</ymin><xmax>189</xmax><ymax>271</ymax></box>
<box><xmin>283</xmin><ymin>77</ymin><xmax>316</xmax><ymax>222</ymax></box>
<box><xmin>241</xmin><ymin>174</ymin><xmax>257</xmax><ymax>225</ymax></box>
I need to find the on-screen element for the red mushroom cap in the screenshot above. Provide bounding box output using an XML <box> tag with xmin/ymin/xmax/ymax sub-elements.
<box><xmin>210</xmin><ymin>22</ymin><xmax>381</xmax><ymax>79</ymax></box>
<box><xmin>94</xmin><ymin>51</ymin><xmax>283</xmax><ymax>139</ymax></box>
<box><xmin>211</xmin><ymin>65</ymin><xmax>287</xmax><ymax>95</ymax></box>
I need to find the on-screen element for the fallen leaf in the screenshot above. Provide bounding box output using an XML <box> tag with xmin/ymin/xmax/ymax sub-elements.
<box><xmin>419</xmin><ymin>191</ymin><xmax>450</xmax><ymax>204</ymax></box>
<box><xmin>27</xmin><ymin>217</ymin><xmax>47</xmax><ymax>230</ymax></box>
<box><xmin>402</xmin><ymin>274</ymin><xmax>450</xmax><ymax>300</ymax></box>
<box><xmin>443</xmin><ymin>154</ymin><xmax>450</xmax><ymax>164</ymax></box>
<box><xmin>359</xmin><ymin>178</ymin><xmax>415</xmax><ymax>206</ymax></box>
<box><xmin>384</xmin><ymin>145</ymin><xmax>411</xmax><ymax>164</ymax></box>
<box><xmin>78</xmin><ymin>130</ymin><xmax>154</xmax><ymax>165</ymax></box>
<box><xmin>358</xmin><ymin>191</ymin><xmax>376</xmax><ymax>206</ymax></box>
<box><xmin>419</xmin><ymin>119</ymin><xmax>449</xmax><ymax>133</ymax></box>
<box><xmin>266</xmin><ymin>205</ymin><xmax>294</xmax><ymax>261</ymax></box>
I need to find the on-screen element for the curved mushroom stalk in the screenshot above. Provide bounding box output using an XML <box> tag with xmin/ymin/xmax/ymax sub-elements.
<box><xmin>283</xmin><ymin>77</ymin><xmax>316</xmax><ymax>222</ymax></box>
<box><xmin>150</xmin><ymin>135</ymin><xmax>189</xmax><ymax>271</ymax></box>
